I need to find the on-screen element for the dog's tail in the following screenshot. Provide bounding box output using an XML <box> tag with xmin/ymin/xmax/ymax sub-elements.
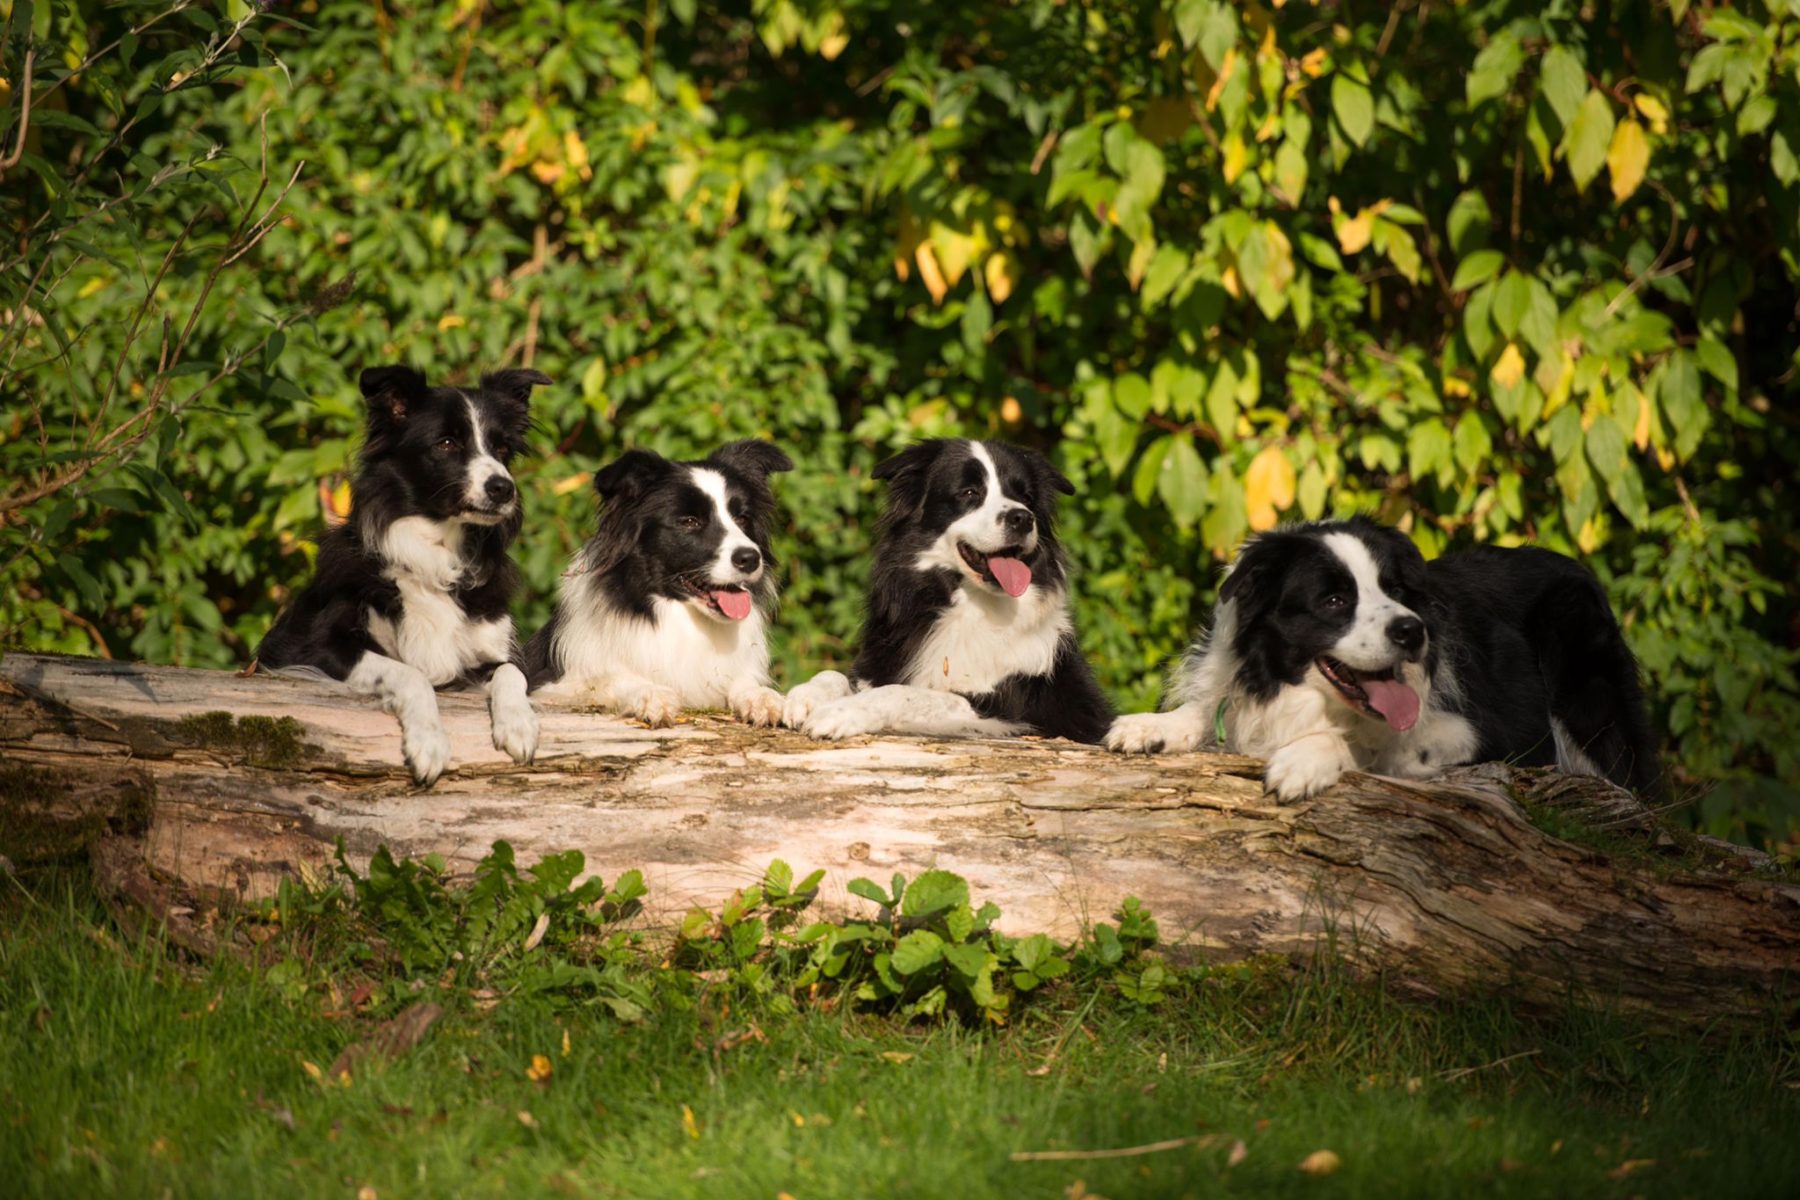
<box><xmin>1529</xmin><ymin>565</ymin><xmax>1664</xmax><ymax>802</ymax></box>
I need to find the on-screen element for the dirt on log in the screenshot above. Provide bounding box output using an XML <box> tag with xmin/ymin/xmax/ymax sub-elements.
<box><xmin>2</xmin><ymin>652</ymin><xmax>1795</xmax><ymax>1026</ymax></box>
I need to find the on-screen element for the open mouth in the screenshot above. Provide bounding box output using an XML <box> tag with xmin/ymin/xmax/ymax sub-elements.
<box><xmin>679</xmin><ymin>576</ymin><xmax>754</xmax><ymax>621</ymax></box>
<box><xmin>956</xmin><ymin>542</ymin><xmax>1033</xmax><ymax>598</ymax></box>
<box><xmin>1316</xmin><ymin>656</ymin><xmax>1421</xmax><ymax>732</ymax></box>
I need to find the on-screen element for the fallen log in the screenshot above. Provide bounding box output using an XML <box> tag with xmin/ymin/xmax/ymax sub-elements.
<box><xmin>1</xmin><ymin>651</ymin><xmax>1795</xmax><ymax>1026</ymax></box>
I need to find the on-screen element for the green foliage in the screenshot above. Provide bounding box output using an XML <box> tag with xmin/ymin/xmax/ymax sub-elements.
<box><xmin>3</xmin><ymin>1</ymin><xmax>1797</xmax><ymax>844</ymax></box>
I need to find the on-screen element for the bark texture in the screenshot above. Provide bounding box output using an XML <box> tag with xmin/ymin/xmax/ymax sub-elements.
<box><xmin>2</xmin><ymin>652</ymin><xmax>1795</xmax><ymax>1026</ymax></box>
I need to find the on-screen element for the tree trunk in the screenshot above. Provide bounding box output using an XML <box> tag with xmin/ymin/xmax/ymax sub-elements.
<box><xmin>2</xmin><ymin>652</ymin><xmax>1794</xmax><ymax>1026</ymax></box>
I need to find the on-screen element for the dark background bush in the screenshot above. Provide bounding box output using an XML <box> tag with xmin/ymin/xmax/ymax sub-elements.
<box><xmin>3</xmin><ymin>0</ymin><xmax>1795</xmax><ymax>847</ymax></box>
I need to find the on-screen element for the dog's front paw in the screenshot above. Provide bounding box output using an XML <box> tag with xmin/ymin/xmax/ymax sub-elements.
<box><xmin>403</xmin><ymin>719</ymin><xmax>452</xmax><ymax>787</ymax></box>
<box><xmin>490</xmin><ymin>697</ymin><xmax>539</xmax><ymax>764</ymax></box>
<box><xmin>732</xmin><ymin>685</ymin><xmax>786</xmax><ymax>728</ymax></box>
<box><xmin>1263</xmin><ymin>737</ymin><xmax>1356</xmax><ymax>801</ymax></box>
<box><xmin>633</xmin><ymin>686</ymin><xmax>684</xmax><ymax>728</ymax></box>
<box><xmin>800</xmin><ymin>696</ymin><xmax>878</xmax><ymax>741</ymax></box>
<box><xmin>781</xmin><ymin>671</ymin><xmax>852</xmax><ymax>729</ymax></box>
<box><xmin>1104</xmin><ymin>710</ymin><xmax>1206</xmax><ymax>755</ymax></box>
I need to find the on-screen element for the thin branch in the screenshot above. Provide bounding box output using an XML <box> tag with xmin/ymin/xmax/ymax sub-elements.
<box><xmin>0</xmin><ymin>46</ymin><xmax>36</xmax><ymax>180</ymax></box>
<box><xmin>1011</xmin><ymin>1135</ymin><xmax>1220</xmax><ymax>1162</ymax></box>
<box><xmin>1602</xmin><ymin>181</ymin><xmax>1685</xmax><ymax>319</ymax></box>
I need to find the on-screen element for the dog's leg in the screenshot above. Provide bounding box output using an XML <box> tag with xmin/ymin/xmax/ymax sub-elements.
<box><xmin>1262</xmin><ymin>731</ymin><xmax>1358</xmax><ymax>800</ymax></box>
<box><xmin>346</xmin><ymin>653</ymin><xmax>452</xmax><ymax>786</ymax></box>
<box><xmin>1104</xmin><ymin>703</ymin><xmax>1212</xmax><ymax>754</ymax></box>
<box><xmin>604</xmin><ymin>672</ymin><xmax>685</xmax><ymax>728</ymax></box>
<box><xmin>801</xmin><ymin>685</ymin><xmax>1024</xmax><ymax>740</ymax></box>
<box><xmin>485</xmin><ymin>662</ymin><xmax>539</xmax><ymax>763</ymax></box>
<box><xmin>780</xmin><ymin>670</ymin><xmax>854</xmax><ymax>729</ymax></box>
<box><xmin>727</xmin><ymin>677</ymin><xmax>786</xmax><ymax>728</ymax></box>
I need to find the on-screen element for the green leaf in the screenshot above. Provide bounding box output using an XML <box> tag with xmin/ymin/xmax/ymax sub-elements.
<box><xmin>1331</xmin><ymin>75</ymin><xmax>1374</xmax><ymax>148</ymax></box>
<box><xmin>1492</xmin><ymin>271</ymin><xmax>1531</xmax><ymax>337</ymax></box>
<box><xmin>1157</xmin><ymin>433</ymin><xmax>1208</xmax><ymax>529</ymax></box>
<box><xmin>1563</xmin><ymin>89</ymin><xmax>1616</xmax><ymax>192</ymax></box>
<box><xmin>1132</xmin><ymin>435</ymin><xmax>1172</xmax><ymax>506</ymax></box>
<box><xmin>56</xmin><ymin>554</ymin><xmax>105</xmax><ymax>611</ymax></box>
<box><xmin>1407</xmin><ymin>418</ymin><xmax>1454</xmax><ymax>484</ymax></box>
<box><xmin>891</xmin><ymin>930</ymin><xmax>945</xmax><ymax>975</ymax></box>
<box><xmin>1695</xmin><ymin>337</ymin><xmax>1738</xmax><ymax>390</ymax></box>
<box><xmin>943</xmin><ymin>942</ymin><xmax>988</xmax><ymax>977</ymax></box>
<box><xmin>900</xmin><ymin>869</ymin><xmax>969</xmax><ymax>918</ymax></box>
<box><xmin>1540</xmin><ymin>46</ymin><xmax>1587</xmax><ymax>127</ymax></box>
<box><xmin>1140</xmin><ymin>245</ymin><xmax>1190</xmax><ymax>309</ymax></box>
<box><xmin>1445</xmin><ymin>190</ymin><xmax>1492</xmax><ymax>259</ymax></box>
<box><xmin>847</xmin><ymin>878</ymin><xmax>890</xmax><ymax>906</ymax></box>
<box><xmin>1466</xmin><ymin>30</ymin><xmax>1524</xmax><ymax>108</ymax></box>
<box><xmin>1451</xmin><ymin>250</ymin><xmax>1504</xmax><ymax>291</ymax></box>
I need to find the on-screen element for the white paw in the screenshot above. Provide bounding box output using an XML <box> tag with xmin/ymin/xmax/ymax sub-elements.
<box><xmin>800</xmin><ymin>696</ymin><xmax>879</xmax><ymax>741</ymax></box>
<box><xmin>732</xmin><ymin>686</ymin><xmax>786</xmax><ymax>728</ymax></box>
<box><xmin>1263</xmin><ymin>737</ymin><xmax>1356</xmax><ymax>801</ymax></box>
<box><xmin>403</xmin><ymin>718</ymin><xmax>452</xmax><ymax>787</ymax></box>
<box><xmin>1104</xmin><ymin>710</ymin><xmax>1206</xmax><ymax>755</ymax></box>
<box><xmin>633</xmin><ymin>687</ymin><xmax>684</xmax><ymax>728</ymax></box>
<box><xmin>490</xmin><ymin>696</ymin><xmax>539</xmax><ymax>764</ymax></box>
<box><xmin>781</xmin><ymin>671</ymin><xmax>853</xmax><ymax>729</ymax></box>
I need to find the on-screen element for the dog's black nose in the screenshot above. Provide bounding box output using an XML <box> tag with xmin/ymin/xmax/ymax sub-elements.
<box><xmin>731</xmin><ymin>547</ymin><xmax>761</xmax><ymax>574</ymax></box>
<box><xmin>1387</xmin><ymin>615</ymin><xmax>1425</xmax><ymax>655</ymax></box>
<box><xmin>1001</xmin><ymin>507</ymin><xmax>1034</xmax><ymax>537</ymax></box>
<box><xmin>484</xmin><ymin>475</ymin><xmax>515</xmax><ymax>505</ymax></box>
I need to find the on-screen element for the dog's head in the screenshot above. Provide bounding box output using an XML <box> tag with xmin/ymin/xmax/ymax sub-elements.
<box><xmin>583</xmin><ymin>440</ymin><xmax>793</xmax><ymax>622</ymax></box>
<box><xmin>357</xmin><ymin>366</ymin><xmax>549</xmax><ymax>527</ymax></box>
<box><xmin>871</xmin><ymin>438</ymin><xmax>1073</xmax><ymax>598</ymax></box>
<box><xmin>1219</xmin><ymin>517</ymin><xmax>1432</xmax><ymax>731</ymax></box>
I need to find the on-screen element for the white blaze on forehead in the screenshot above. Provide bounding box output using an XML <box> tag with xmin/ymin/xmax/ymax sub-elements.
<box><xmin>959</xmin><ymin>441</ymin><xmax>1035</xmax><ymax>551</ymax></box>
<box><xmin>461</xmin><ymin>391</ymin><xmax>512</xmax><ymax>510</ymax></box>
<box><xmin>690</xmin><ymin>466</ymin><xmax>761</xmax><ymax>581</ymax></box>
<box><xmin>1320</xmin><ymin>529</ymin><xmax>1420</xmax><ymax>669</ymax></box>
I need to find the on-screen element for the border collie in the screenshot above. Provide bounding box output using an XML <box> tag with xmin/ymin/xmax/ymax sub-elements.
<box><xmin>1105</xmin><ymin>516</ymin><xmax>1661</xmax><ymax>801</ymax></box>
<box><xmin>523</xmin><ymin>441</ymin><xmax>793</xmax><ymax>726</ymax></box>
<box><xmin>781</xmin><ymin>438</ymin><xmax>1112</xmax><ymax>742</ymax></box>
<box><xmin>256</xmin><ymin>365</ymin><xmax>552</xmax><ymax>785</ymax></box>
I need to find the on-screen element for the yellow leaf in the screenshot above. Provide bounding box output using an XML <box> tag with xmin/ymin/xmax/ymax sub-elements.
<box><xmin>1298</xmin><ymin>1149</ymin><xmax>1342</xmax><ymax>1176</ymax></box>
<box><xmin>563</xmin><ymin>130</ymin><xmax>590</xmax><ymax>178</ymax></box>
<box><xmin>1631</xmin><ymin>384</ymin><xmax>1653</xmax><ymax>450</ymax></box>
<box><xmin>553</xmin><ymin>472</ymin><xmax>592</xmax><ymax>497</ymax></box>
<box><xmin>681</xmin><ymin>1104</ymin><xmax>700</xmax><ymax>1140</ymax></box>
<box><xmin>664</xmin><ymin>157</ymin><xmax>700</xmax><ymax>202</ymax></box>
<box><xmin>1490</xmin><ymin>342</ymin><xmax>1526</xmax><ymax>389</ymax></box>
<box><xmin>328</xmin><ymin>479</ymin><xmax>353</xmax><ymax>521</ymax></box>
<box><xmin>561</xmin><ymin>1028</ymin><xmax>572</xmax><ymax>1058</ymax></box>
<box><xmin>526</xmin><ymin>1054</ymin><xmax>553</xmax><ymax>1082</ymax></box>
<box><xmin>929</xmin><ymin>222</ymin><xmax>978</xmax><ymax>288</ymax></box>
<box><xmin>1608</xmin><ymin>119</ymin><xmax>1650</xmax><ymax>203</ymax></box>
<box><xmin>914</xmin><ymin>241</ymin><xmax>948</xmax><ymax>304</ymax></box>
<box><xmin>1220</xmin><ymin>263</ymin><xmax>1241</xmax><ymax>298</ymax></box>
<box><xmin>1633</xmin><ymin>93</ymin><xmax>1669</xmax><ymax>135</ymax></box>
<box><xmin>984</xmin><ymin>252</ymin><xmax>1018</xmax><ymax>305</ymax></box>
<box><xmin>878</xmin><ymin>1051</ymin><xmax>914</xmax><ymax>1064</ymax></box>
<box><xmin>517</xmin><ymin>1110</ymin><xmax>538</xmax><ymax>1129</ymax></box>
<box><xmin>436</xmin><ymin>314</ymin><xmax>466</xmax><ymax>332</ymax></box>
<box><xmin>1244</xmin><ymin>445</ymin><xmax>1296</xmax><ymax>531</ymax></box>
<box><xmin>1442</xmin><ymin>376</ymin><xmax>1471</xmax><ymax>398</ymax></box>
<box><xmin>1332</xmin><ymin>199</ymin><xmax>1390</xmax><ymax>255</ymax></box>
<box><xmin>1205</xmin><ymin>47</ymin><xmax>1238</xmax><ymax>112</ymax></box>
<box><xmin>1222</xmin><ymin>131</ymin><xmax>1250</xmax><ymax>184</ymax></box>
<box><xmin>1298</xmin><ymin>48</ymin><xmax>1329</xmax><ymax>78</ymax></box>
<box><xmin>301</xmin><ymin>1060</ymin><xmax>323</xmax><ymax>1082</ymax></box>
<box><xmin>1000</xmin><ymin>396</ymin><xmax>1023</xmax><ymax>424</ymax></box>
<box><xmin>1127</xmin><ymin>238</ymin><xmax>1155</xmax><ymax>291</ymax></box>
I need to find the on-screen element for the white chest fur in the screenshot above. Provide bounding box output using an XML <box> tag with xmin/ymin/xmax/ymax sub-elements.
<box><xmin>902</xmin><ymin>583</ymin><xmax>1069</xmax><ymax>694</ymax></box>
<box><xmin>366</xmin><ymin>516</ymin><xmax>513</xmax><ymax>687</ymax></box>
<box><xmin>550</xmin><ymin>579</ymin><xmax>771</xmax><ymax>707</ymax></box>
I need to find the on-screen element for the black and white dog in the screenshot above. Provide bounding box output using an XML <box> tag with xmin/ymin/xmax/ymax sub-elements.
<box><xmin>1106</xmin><ymin>517</ymin><xmax>1660</xmax><ymax>801</ymax></box>
<box><xmin>523</xmin><ymin>441</ymin><xmax>793</xmax><ymax>726</ymax></box>
<box><xmin>782</xmin><ymin>438</ymin><xmax>1112</xmax><ymax>742</ymax></box>
<box><xmin>257</xmin><ymin>365</ymin><xmax>552</xmax><ymax>785</ymax></box>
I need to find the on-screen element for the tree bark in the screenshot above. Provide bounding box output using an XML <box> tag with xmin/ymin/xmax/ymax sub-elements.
<box><xmin>2</xmin><ymin>652</ymin><xmax>1795</xmax><ymax>1026</ymax></box>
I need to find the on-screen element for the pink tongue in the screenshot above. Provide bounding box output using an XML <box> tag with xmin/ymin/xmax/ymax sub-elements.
<box><xmin>1362</xmin><ymin>677</ymin><xmax>1421</xmax><ymax>732</ymax></box>
<box><xmin>713</xmin><ymin>589</ymin><xmax>753</xmax><ymax>621</ymax></box>
<box><xmin>987</xmin><ymin>556</ymin><xmax>1032</xmax><ymax>597</ymax></box>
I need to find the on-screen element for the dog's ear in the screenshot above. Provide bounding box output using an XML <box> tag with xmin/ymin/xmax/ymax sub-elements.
<box><xmin>1218</xmin><ymin>536</ymin><xmax>1277</xmax><ymax>609</ymax></box>
<box><xmin>359</xmin><ymin>365</ymin><xmax>428</xmax><ymax>424</ymax></box>
<box><xmin>709</xmin><ymin>440</ymin><xmax>793</xmax><ymax>480</ymax></box>
<box><xmin>593</xmin><ymin>449</ymin><xmax>675</xmax><ymax>504</ymax></box>
<box><xmin>480</xmin><ymin>368</ymin><xmax>554</xmax><ymax>407</ymax></box>
<box><xmin>871</xmin><ymin>440</ymin><xmax>945</xmax><ymax>515</ymax></box>
<box><xmin>1018</xmin><ymin>445</ymin><xmax>1076</xmax><ymax>497</ymax></box>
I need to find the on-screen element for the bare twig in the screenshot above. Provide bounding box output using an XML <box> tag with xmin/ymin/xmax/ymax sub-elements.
<box><xmin>1439</xmin><ymin>1048</ymin><xmax>1541</xmax><ymax>1082</ymax></box>
<box><xmin>1011</xmin><ymin>1135</ymin><xmax>1221</xmax><ymax>1162</ymax></box>
<box><xmin>0</xmin><ymin>46</ymin><xmax>36</xmax><ymax>180</ymax></box>
<box><xmin>1603</xmin><ymin>181</ymin><xmax>1687</xmax><ymax>318</ymax></box>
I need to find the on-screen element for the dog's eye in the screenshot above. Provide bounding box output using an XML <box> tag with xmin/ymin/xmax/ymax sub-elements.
<box><xmin>678</xmin><ymin>515</ymin><xmax>704</xmax><ymax>532</ymax></box>
<box><xmin>435</xmin><ymin>438</ymin><xmax>461</xmax><ymax>454</ymax></box>
<box><xmin>1322</xmin><ymin>593</ymin><xmax>1350</xmax><ymax>611</ymax></box>
<box><xmin>958</xmin><ymin>487</ymin><xmax>980</xmax><ymax>502</ymax></box>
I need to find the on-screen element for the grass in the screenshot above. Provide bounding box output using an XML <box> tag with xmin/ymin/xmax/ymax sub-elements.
<box><xmin>3</xmin><ymin>868</ymin><xmax>1799</xmax><ymax>1199</ymax></box>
